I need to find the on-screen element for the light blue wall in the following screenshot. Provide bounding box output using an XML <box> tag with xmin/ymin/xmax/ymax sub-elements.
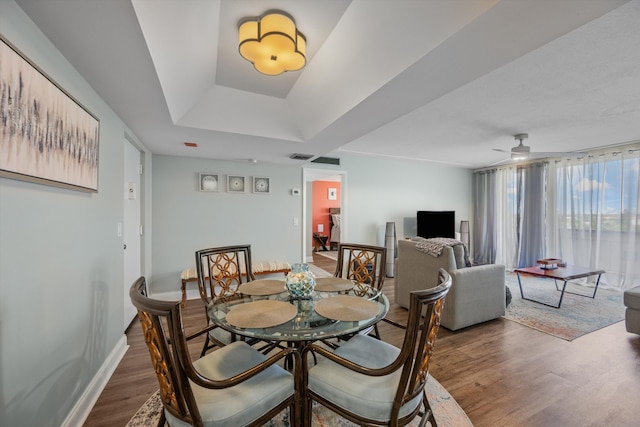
<box><xmin>0</xmin><ymin>2</ymin><xmax>151</xmax><ymax>426</ymax></box>
<box><xmin>151</xmin><ymin>154</ymin><xmax>472</xmax><ymax>294</ymax></box>
<box><xmin>151</xmin><ymin>155</ymin><xmax>304</xmax><ymax>294</ymax></box>
<box><xmin>339</xmin><ymin>155</ymin><xmax>473</xmax><ymax>243</ymax></box>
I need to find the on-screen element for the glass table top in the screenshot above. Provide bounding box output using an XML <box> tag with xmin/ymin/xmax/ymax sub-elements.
<box><xmin>207</xmin><ymin>284</ymin><xmax>389</xmax><ymax>342</ymax></box>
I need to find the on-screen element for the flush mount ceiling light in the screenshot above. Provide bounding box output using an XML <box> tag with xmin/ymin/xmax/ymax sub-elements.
<box><xmin>238</xmin><ymin>11</ymin><xmax>306</xmax><ymax>76</ymax></box>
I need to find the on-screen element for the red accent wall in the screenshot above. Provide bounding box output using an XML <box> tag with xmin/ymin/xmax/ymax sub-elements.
<box><xmin>312</xmin><ymin>181</ymin><xmax>340</xmax><ymax>241</ymax></box>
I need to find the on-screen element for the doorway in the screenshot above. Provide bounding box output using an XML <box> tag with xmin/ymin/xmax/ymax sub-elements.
<box><xmin>123</xmin><ymin>139</ymin><xmax>141</xmax><ymax>330</ymax></box>
<box><xmin>302</xmin><ymin>168</ymin><xmax>346</xmax><ymax>262</ymax></box>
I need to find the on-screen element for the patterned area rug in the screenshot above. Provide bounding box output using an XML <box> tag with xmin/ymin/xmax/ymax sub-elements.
<box><xmin>126</xmin><ymin>375</ymin><xmax>472</xmax><ymax>427</ymax></box>
<box><xmin>503</xmin><ymin>272</ymin><xmax>624</xmax><ymax>341</ymax></box>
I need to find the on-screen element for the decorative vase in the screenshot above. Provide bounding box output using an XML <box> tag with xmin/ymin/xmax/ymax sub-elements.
<box><xmin>285</xmin><ymin>263</ymin><xmax>316</xmax><ymax>298</ymax></box>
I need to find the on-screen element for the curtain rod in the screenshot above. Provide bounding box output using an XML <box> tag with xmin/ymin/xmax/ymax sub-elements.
<box><xmin>474</xmin><ymin>143</ymin><xmax>640</xmax><ymax>173</ymax></box>
<box><xmin>553</xmin><ymin>147</ymin><xmax>640</xmax><ymax>163</ymax></box>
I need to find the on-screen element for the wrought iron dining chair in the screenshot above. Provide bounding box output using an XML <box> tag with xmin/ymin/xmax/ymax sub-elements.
<box><xmin>302</xmin><ymin>269</ymin><xmax>451</xmax><ymax>427</ymax></box>
<box><xmin>195</xmin><ymin>244</ymin><xmax>257</xmax><ymax>356</ymax></box>
<box><xmin>130</xmin><ymin>276</ymin><xmax>300</xmax><ymax>427</ymax></box>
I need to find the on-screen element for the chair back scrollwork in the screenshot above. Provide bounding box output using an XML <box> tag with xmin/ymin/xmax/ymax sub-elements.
<box><xmin>334</xmin><ymin>243</ymin><xmax>387</xmax><ymax>291</ymax></box>
<box><xmin>196</xmin><ymin>245</ymin><xmax>255</xmax><ymax>304</ymax></box>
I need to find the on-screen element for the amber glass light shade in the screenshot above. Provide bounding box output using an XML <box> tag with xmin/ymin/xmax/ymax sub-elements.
<box><xmin>238</xmin><ymin>12</ymin><xmax>306</xmax><ymax>76</ymax></box>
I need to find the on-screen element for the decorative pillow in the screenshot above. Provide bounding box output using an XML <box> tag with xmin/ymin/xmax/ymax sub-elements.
<box><xmin>453</xmin><ymin>245</ymin><xmax>467</xmax><ymax>269</ymax></box>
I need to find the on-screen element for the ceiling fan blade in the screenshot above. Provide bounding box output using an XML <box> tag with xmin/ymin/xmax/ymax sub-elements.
<box><xmin>492</xmin><ymin>148</ymin><xmax>511</xmax><ymax>154</ymax></box>
<box><xmin>487</xmin><ymin>157</ymin><xmax>513</xmax><ymax>166</ymax></box>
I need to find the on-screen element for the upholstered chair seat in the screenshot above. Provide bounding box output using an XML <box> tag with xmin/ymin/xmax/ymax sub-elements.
<box><xmin>165</xmin><ymin>341</ymin><xmax>294</xmax><ymax>427</ymax></box>
<box><xmin>308</xmin><ymin>335</ymin><xmax>422</xmax><ymax>422</ymax></box>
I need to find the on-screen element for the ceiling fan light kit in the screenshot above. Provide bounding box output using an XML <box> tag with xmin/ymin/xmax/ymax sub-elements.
<box><xmin>492</xmin><ymin>133</ymin><xmax>587</xmax><ymax>165</ymax></box>
<box><xmin>510</xmin><ymin>133</ymin><xmax>530</xmax><ymax>159</ymax></box>
<box><xmin>238</xmin><ymin>11</ymin><xmax>306</xmax><ymax>76</ymax></box>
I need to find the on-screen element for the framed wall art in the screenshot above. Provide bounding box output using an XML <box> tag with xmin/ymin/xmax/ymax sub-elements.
<box><xmin>199</xmin><ymin>173</ymin><xmax>220</xmax><ymax>192</ymax></box>
<box><xmin>0</xmin><ymin>35</ymin><xmax>100</xmax><ymax>192</ymax></box>
<box><xmin>227</xmin><ymin>175</ymin><xmax>246</xmax><ymax>193</ymax></box>
<box><xmin>252</xmin><ymin>176</ymin><xmax>270</xmax><ymax>194</ymax></box>
<box><xmin>328</xmin><ymin>187</ymin><xmax>337</xmax><ymax>200</ymax></box>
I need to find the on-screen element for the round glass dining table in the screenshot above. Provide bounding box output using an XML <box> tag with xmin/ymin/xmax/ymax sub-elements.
<box><xmin>207</xmin><ymin>280</ymin><xmax>389</xmax><ymax>427</ymax></box>
<box><xmin>207</xmin><ymin>282</ymin><xmax>389</xmax><ymax>344</ymax></box>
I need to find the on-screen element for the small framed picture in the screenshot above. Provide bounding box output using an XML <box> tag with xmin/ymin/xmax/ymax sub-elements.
<box><xmin>199</xmin><ymin>173</ymin><xmax>220</xmax><ymax>192</ymax></box>
<box><xmin>253</xmin><ymin>177</ymin><xmax>270</xmax><ymax>194</ymax></box>
<box><xmin>227</xmin><ymin>175</ymin><xmax>246</xmax><ymax>193</ymax></box>
<box><xmin>328</xmin><ymin>187</ymin><xmax>337</xmax><ymax>200</ymax></box>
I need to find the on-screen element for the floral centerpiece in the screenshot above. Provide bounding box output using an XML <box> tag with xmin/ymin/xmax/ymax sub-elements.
<box><xmin>285</xmin><ymin>263</ymin><xmax>316</xmax><ymax>298</ymax></box>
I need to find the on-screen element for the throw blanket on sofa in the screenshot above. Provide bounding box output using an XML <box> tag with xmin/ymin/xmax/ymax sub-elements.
<box><xmin>414</xmin><ymin>237</ymin><xmax>471</xmax><ymax>267</ymax></box>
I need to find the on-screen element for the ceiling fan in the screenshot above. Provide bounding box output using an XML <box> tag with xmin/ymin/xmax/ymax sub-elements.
<box><xmin>491</xmin><ymin>133</ymin><xmax>586</xmax><ymax>165</ymax></box>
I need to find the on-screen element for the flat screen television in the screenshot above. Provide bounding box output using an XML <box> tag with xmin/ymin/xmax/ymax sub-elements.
<box><xmin>417</xmin><ymin>211</ymin><xmax>455</xmax><ymax>239</ymax></box>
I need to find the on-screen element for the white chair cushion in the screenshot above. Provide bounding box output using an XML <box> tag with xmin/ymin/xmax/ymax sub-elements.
<box><xmin>165</xmin><ymin>341</ymin><xmax>294</xmax><ymax>427</ymax></box>
<box><xmin>308</xmin><ymin>334</ymin><xmax>422</xmax><ymax>422</ymax></box>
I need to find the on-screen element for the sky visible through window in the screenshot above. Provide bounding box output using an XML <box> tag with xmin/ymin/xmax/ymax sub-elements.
<box><xmin>557</xmin><ymin>156</ymin><xmax>639</xmax><ymax>231</ymax></box>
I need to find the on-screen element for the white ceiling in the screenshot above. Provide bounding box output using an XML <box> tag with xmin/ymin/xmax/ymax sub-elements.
<box><xmin>14</xmin><ymin>0</ymin><xmax>640</xmax><ymax>169</ymax></box>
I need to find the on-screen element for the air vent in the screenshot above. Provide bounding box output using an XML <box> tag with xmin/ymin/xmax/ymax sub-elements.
<box><xmin>311</xmin><ymin>156</ymin><xmax>340</xmax><ymax>166</ymax></box>
<box><xmin>289</xmin><ymin>153</ymin><xmax>314</xmax><ymax>160</ymax></box>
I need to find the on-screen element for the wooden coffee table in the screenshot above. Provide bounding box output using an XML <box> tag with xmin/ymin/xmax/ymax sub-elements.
<box><xmin>514</xmin><ymin>265</ymin><xmax>605</xmax><ymax>308</ymax></box>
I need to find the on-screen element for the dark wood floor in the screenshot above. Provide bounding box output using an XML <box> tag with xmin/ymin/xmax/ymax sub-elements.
<box><xmin>84</xmin><ymin>253</ymin><xmax>640</xmax><ymax>426</ymax></box>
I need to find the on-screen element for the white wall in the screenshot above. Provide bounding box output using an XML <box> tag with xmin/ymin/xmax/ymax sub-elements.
<box><xmin>0</xmin><ymin>2</ymin><xmax>152</xmax><ymax>426</ymax></box>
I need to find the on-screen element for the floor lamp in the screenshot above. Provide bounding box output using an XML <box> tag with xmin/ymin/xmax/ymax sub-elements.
<box><xmin>459</xmin><ymin>220</ymin><xmax>470</xmax><ymax>250</ymax></box>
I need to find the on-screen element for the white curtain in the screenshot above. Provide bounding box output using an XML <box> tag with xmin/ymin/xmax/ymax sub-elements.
<box><xmin>546</xmin><ymin>150</ymin><xmax>640</xmax><ymax>290</ymax></box>
<box><xmin>494</xmin><ymin>167</ymin><xmax>519</xmax><ymax>269</ymax></box>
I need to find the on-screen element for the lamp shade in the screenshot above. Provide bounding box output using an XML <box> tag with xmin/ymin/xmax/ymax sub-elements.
<box><xmin>459</xmin><ymin>220</ymin><xmax>470</xmax><ymax>250</ymax></box>
<box><xmin>239</xmin><ymin>12</ymin><xmax>306</xmax><ymax>76</ymax></box>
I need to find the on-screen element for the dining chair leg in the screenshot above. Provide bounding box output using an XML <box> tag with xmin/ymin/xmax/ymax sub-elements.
<box><xmin>156</xmin><ymin>410</ymin><xmax>166</xmax><ymax>427</ymax></box>
<box><xmin>372</xmin><ymin>323</ymin><xmax>381</xmax><ymax>339</ymax></box>
<box><xmin>382</xmin><ymin>317</ymin><xmax>407</xmax><ymax>329</ymax></box>
<box><xmin>301</xmin><ymin>345</ymin><xmax>313</xmax><ymax>427</ymax></box>
<box><xmin>418</xmin><ymin>390</ymin><xmax>437</xmax><ymax>427</ymax></box>
<box><xmin>200</xmin><ymin>334</ymin><xmax>212</xmax><ymax>358</ymax></box>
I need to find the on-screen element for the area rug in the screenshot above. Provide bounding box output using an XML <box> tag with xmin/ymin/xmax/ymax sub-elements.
<box><xmin>126</xmin><ymin>375</ymin><xmax>472</xmax><ymax>427</ymax></box>
<box><xmin>316</xmin><ymin>250</ymin><xmax>339</xmax><ymax>261</ymax></box>
<box><xmin>503</xmin><ymin>272</ymin><xmax>624</xmax><ymax>341</ymax></box>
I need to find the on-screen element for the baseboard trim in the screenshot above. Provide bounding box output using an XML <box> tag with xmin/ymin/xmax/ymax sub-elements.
<box><xmin>61</xmin><ymin>335</ymin><xmax>129</xmax><ymax>427</ymax></box>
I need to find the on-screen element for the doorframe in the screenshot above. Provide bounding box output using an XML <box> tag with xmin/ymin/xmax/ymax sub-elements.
<box><xmin>302</xmin><ymin>167</ymin><xmax>346</xmax><ymax>262</ymax></box>
<box><xmin>123</xmin><ymin>137</ymin><xmax>142</xmax><ymax>331</ymax></box>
